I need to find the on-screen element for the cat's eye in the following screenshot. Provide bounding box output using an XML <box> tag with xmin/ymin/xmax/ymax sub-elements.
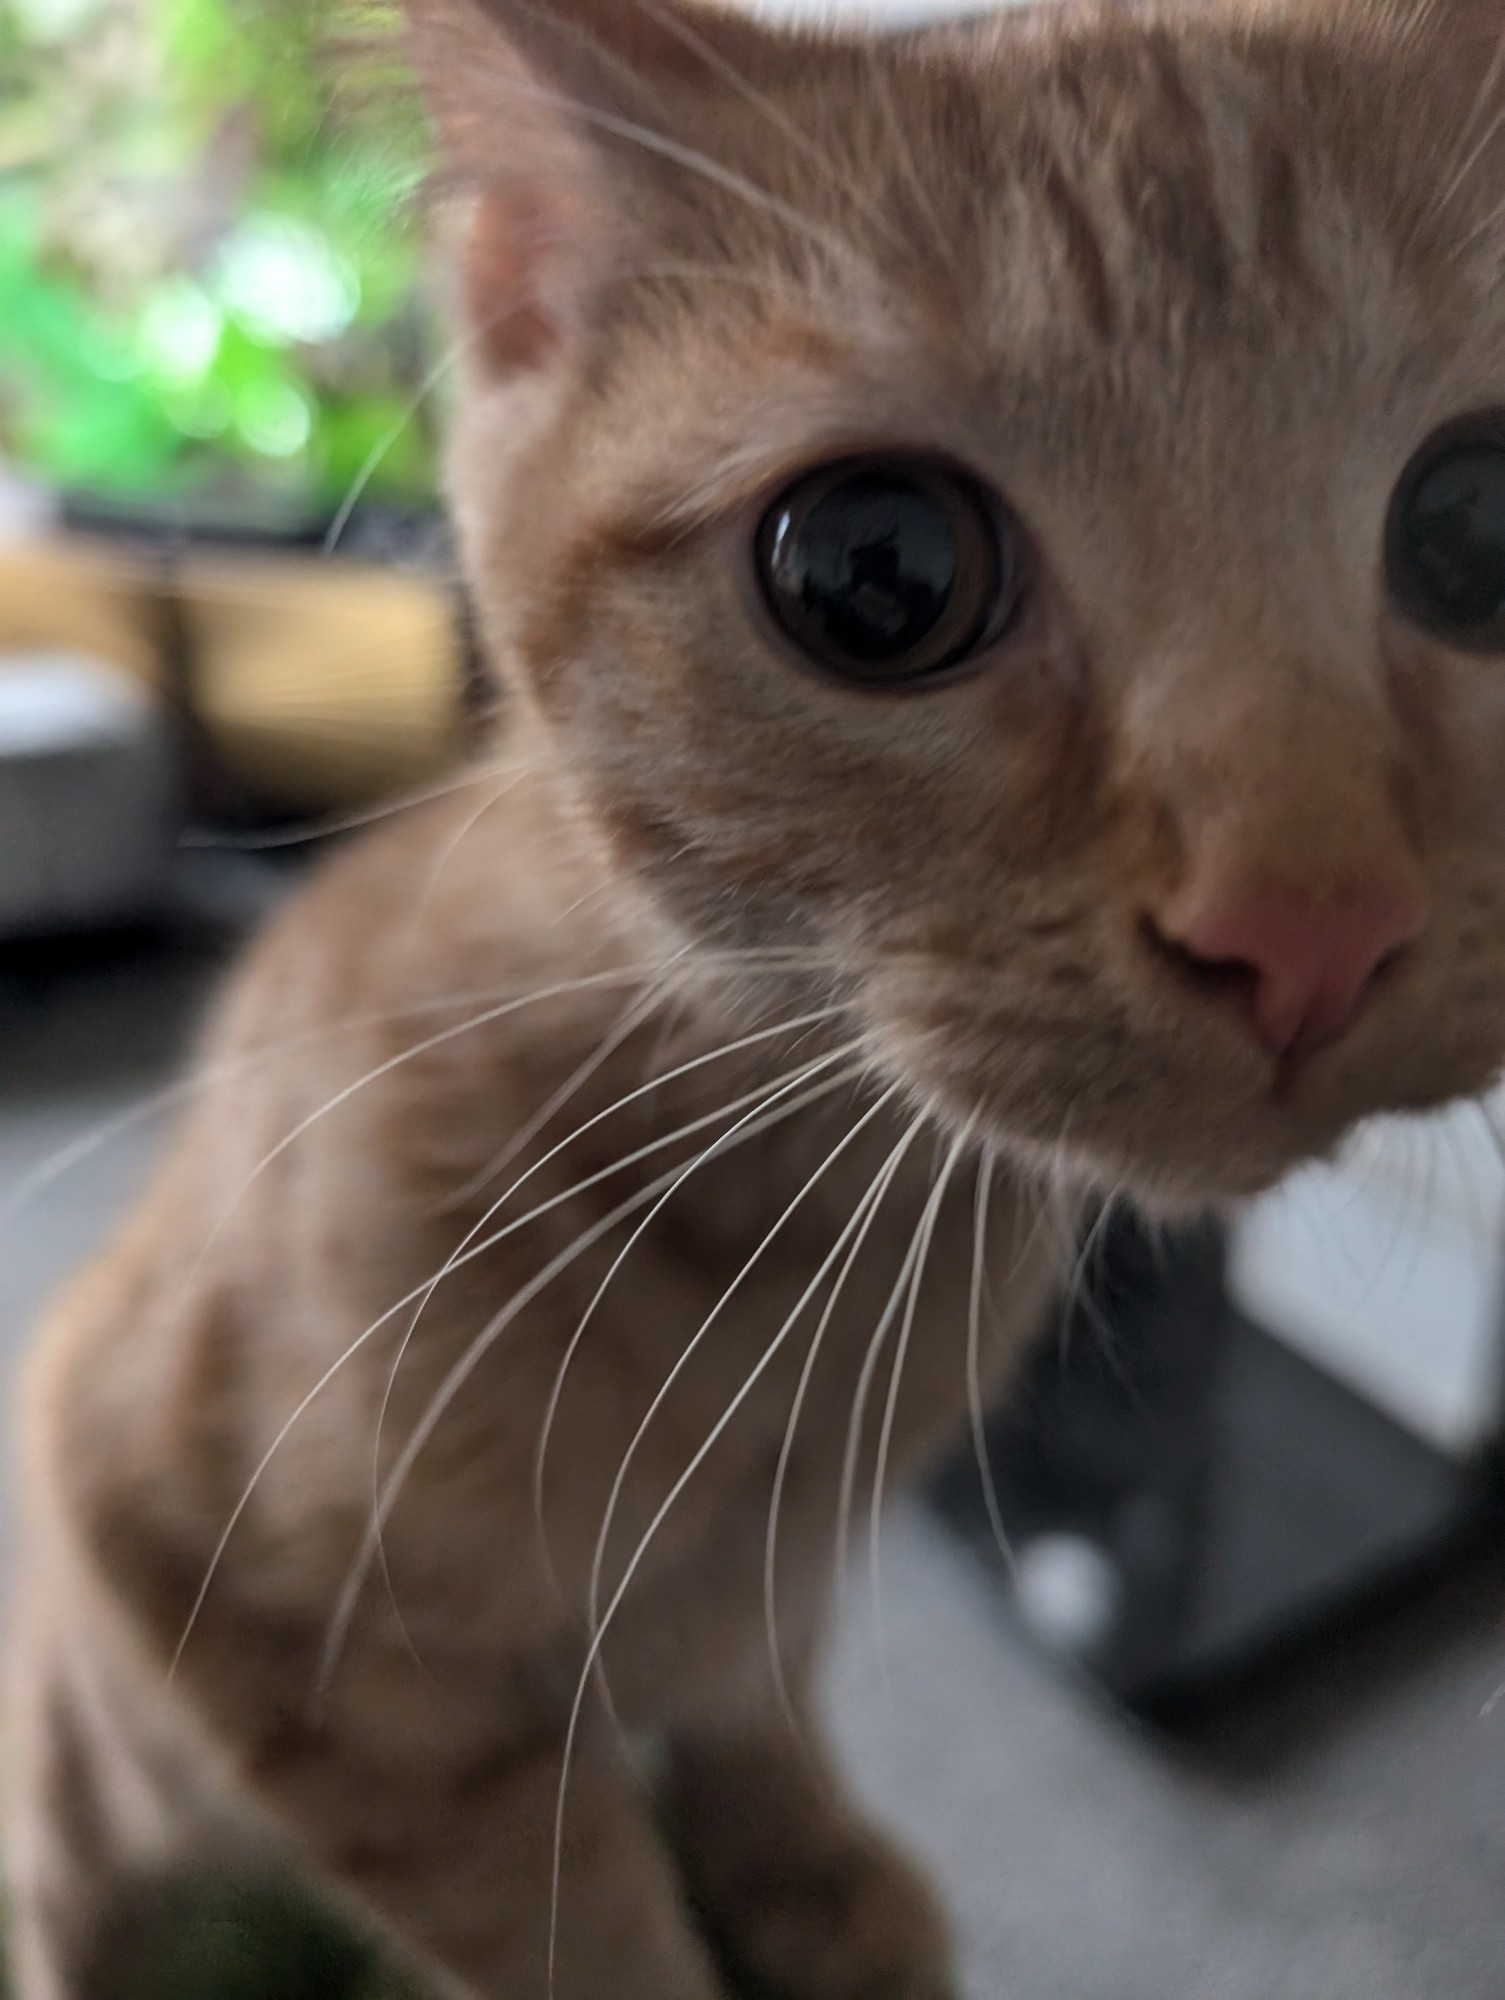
<box><xmin>754</xmin><ymin>457</ymin><xmax>1018</xmax><ymax>686</ymax></box>
<box><xmin>1387</xmin><ymin>421</ymin><xmax>1505</xmax><ymax>648</ymax></box>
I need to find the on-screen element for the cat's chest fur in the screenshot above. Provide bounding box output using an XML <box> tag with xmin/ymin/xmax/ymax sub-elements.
<box><xmin>42</xmin><ymin>770</ymin><xmax>1057</xmax><ymax>1742</ymax></box>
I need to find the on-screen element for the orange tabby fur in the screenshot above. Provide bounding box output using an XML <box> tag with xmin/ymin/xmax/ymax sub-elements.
<box><xmin>9</xmin><ymin>2</ymin><xmax>1505</xmax><ymax>1995</ymax></box>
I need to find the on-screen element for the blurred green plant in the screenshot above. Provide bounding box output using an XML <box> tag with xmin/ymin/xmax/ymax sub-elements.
<box><xmin>0</xmin><ymin>0</ymin><xmax>437</xmax><ymax>514</ymax></box>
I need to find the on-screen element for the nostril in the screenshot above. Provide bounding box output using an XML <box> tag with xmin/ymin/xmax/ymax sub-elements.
<box><xmin>1370</xmin><ymin>940</ymin><xmax>1413</xmax><ymax>986</ymax></box>
<box><xmin>1139</xmin><ymin>917</ymin><xmax>1263</xmax><ymax>1017</ymax></box>
<box><xmin>1141</xmin><ymin>873</ymin><xmax>1429</xmax><ymax>1060</ymax></box>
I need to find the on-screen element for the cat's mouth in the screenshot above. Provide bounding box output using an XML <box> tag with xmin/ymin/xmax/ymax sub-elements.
<box><xmin>864</xmin><ymin>982</ymin><xmax>1499</xmax><ymax>1214</ymax></box>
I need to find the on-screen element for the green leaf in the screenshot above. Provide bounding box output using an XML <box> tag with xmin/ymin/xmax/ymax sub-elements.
<box><xmin>1</xmin><ymin>0</ymin><xmax>436</xmax><ymax>509</ymax></box>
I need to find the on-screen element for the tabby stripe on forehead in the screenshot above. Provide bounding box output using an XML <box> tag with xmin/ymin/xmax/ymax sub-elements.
<box><xmin>1254</xmin><ymin>129</ymin><xmax>1315</xmax><ymax>298</ymax></box>
<box><xmin>1041</xmin><ymin>159</ymin><xmax>1116</xmax><ymax>340</ymax></box>
<box><xmin>1131</xmin><ymin>36</ymin><xmax>1234</xmax><ymax>298</ymax></box>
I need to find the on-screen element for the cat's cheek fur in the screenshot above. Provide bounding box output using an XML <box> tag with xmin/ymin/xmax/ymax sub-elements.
<box><xmin>505</xmin><ymin>550</ymin><xmax>1505</xmax><ymax>1202</ymax></box>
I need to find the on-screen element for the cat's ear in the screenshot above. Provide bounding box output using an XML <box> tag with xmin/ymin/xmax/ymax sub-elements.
<box><xmin>406</xmin><ymin>0</ymin><xmax>789</xmax><ymax>136</ymax></box>
<box><xmin>402</xmin><ymin>0</ymin><xmax>790</xmax><ymax>373</ymax></box>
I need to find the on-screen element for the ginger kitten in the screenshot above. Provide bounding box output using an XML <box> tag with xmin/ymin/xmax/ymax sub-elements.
<box><xmin>10</xmin><ymin>1</ymin><xmax>1505</xmax><ymax>1995</ymax></box>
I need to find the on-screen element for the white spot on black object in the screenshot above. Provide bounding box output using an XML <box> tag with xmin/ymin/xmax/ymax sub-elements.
<box><xmin>1012</xmin><ymin>1532</ymin><xmax>1124</xmax><ymax>1661</ymax></box>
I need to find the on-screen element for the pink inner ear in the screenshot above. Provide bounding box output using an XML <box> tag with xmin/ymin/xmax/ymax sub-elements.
<box><xmin>463</xmin><ymin>186</ymin><xmax>570</xmax><ymax>373</ymax></box>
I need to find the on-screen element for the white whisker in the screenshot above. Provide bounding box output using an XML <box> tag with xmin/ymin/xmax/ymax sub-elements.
<box><xmin>629</xmin><ymin>0</ymin><xmax>909</xmax><ymax>253</ymax></box>
<box><xmin>316</xmin><ymin>250</ymin><xmax>813</xmax><ymax>564</ymax></box>
<box><xmin>404</xmin><ymin>772</ymin><xmax>529</xmax><ymax>930</ymax></box>
<box><xmin>551</xmin><ymin>1073</ymin><xmax>897</xmax><ymax>1994</ymax></box>
<box><xmin>966</xmin><ymin>1143</ymin><xmax>1016</xmax><ymax>1575</ymax></box>
<box><xmin>862</xmin><ymin>40</ymin><xmax>954</xmax><ymax>265</ymax></box>
<box><xmin>830</xmin><ymin>1106</ymin><xmax>934</xmax><ymax>1605</ymax></box>
<box><xmin>0</xmin><ymin>973</ymin><xmax>654</xmax><ymax>1239</ymax></box>
<box><xmin>1061</xmin><ymin>1192</ymin><xmax>1137</xmax><ymax>1401</ymax></box>
<box><xmin>868</xmin><ymin>1121</ymin><xmax>971</xmax><ymax>1666</ymax></box>
<box><xmin>492</xmin><ymin>71</ymin><xmax>879</xmax><ymax>275</ymax></box>
<box><xmin>323</xmin><ymin>323</ymin><xmax>486</xmax><ymax>555</ymax></box>
<box><xmin>1427</xmin><ymin>19</ymin><xmax>1505</xmax><ymax>233</ymax></box>
<box><xmin>763</xmin><ymin>1112</ymin><xmax>920</xmax><ymax>1724</ymax></box>
<box><xmin>374</xmin><ymin>997</ymin><xmax>849</xmax><ymax>1547</ymax></box>
<box><xmin>324</xmin><ymin>1046</ymin><xmax>867</xmax><ymax>1688</ymax></box>
<box><xmin>173</xmin><ymin>1042</ymin><xmax>856</xmax><ymax>1680</ymax></box>
<box><xmin>531</xmin><ymin>1056</ymin><xmax>872</xmax><ymax>1586</ymax></box>
<box><xmin>451</xmin><ymin>985</ymin><xmax>681</xmax><ymax>1217</ymax></box>
<box><xmin>459</xmin><ymin>984</ymin><xmax>832</xmax><ymax>1219</ymax></box>
<box><xmin>161</xmin><ymin>961</ymin><xmax>735</xmax><ymax>1329</ymax></box>
<box><xmin>368</xmin><ymin>973</ymin><xmax>677</xmax><ymax>1626</ymax></box>
<box><xmin>581</xmin><ymin>1076</ymin><xmax>893</xmax><ymax>1649</ymax></box>
<box><xmin>179</xmin><ymin>759</ymin><xmax>513</xmax><ymax>852</ymax></box>
<box><xmin>0</xmin><ymin>1081</ymin><xmax>192</xmax><ymax>1235</ymax></box>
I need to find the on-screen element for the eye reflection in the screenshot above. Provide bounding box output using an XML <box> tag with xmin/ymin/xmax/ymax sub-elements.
<box><xmin>1388</xmin><ymin>424</ymin><xmax>1505</xmax><ymax>647</ymax></box>
<box><xmin>756</xmin><ymin>457</ymin><xmax>1018</xmax><ymax>686</ymax></box>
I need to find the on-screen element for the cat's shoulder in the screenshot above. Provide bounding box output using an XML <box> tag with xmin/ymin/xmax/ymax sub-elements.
<box><xmin>195</xmin><ymin>745</ymin><xmax>665</xmax><ymax>1145</ymax></box>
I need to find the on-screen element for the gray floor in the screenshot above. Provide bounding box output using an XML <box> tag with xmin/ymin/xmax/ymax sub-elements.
<box><xmin>3</xmin><ymin>936</ymin><xmax>1504</xmax><ymax>2000</ymax></box>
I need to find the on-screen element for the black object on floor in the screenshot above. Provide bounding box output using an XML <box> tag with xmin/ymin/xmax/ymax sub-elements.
<box><xmin>931</xmin><ymin>1211</ymin><xmax>1495</xmax><ymax>1708</ymax></box>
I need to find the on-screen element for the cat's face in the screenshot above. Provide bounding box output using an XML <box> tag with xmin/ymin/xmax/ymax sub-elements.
<box><xmin>412</xmin><ymin>0</ymin><xmax>1505</xmax><ymax>1207</ymax></box>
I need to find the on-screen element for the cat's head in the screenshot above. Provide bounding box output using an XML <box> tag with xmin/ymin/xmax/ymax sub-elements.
<box><xmin>405</xmin><ymin>0</ymin><xmax>1505</xmax><ymax>1208</ymax></box>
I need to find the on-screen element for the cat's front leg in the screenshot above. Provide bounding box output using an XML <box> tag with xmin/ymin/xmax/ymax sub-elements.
<box><xmin>5</xmin><ymin>1595</ymin><xmax>208</xmax><ymax>2000</ymax></box>
<box><xmin>664</xmin><ymin>1714</ymin><xmax>955</xmax><ymax>2000</ymax></box>
<box><xmin>6</xmin><ymin>1649</ymin><xmax>157</xmax><ymax>2000</ymax></box>
<box><xmin>241</xmin><ymin>1698</ymin><xmax>726</xmax><ymax>2000</ymax></box>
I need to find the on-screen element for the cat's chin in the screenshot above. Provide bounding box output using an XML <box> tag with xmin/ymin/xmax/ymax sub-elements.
<box><xmin>868</xmin><ymin>981</ymin><xmax>1505</xmax><ymax>1221</ymax></box>
<box><xmin>992</xmin><ymin>1127</ymin><xmax>1314</xmax><ymax>1221</ymax></box>
<box><xmin>953</xmin><ymin>1061</ymin><xmax>1499</xmax><ymax>1222</ymax></box>
<box><xmin>870</xmin><ymin>1036</ymin><xmax>1323</xmax><ymax>1216</ymax></box>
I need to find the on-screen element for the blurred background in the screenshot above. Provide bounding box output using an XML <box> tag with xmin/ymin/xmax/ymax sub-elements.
<box><xmin>1</xmin><ymin>1</ymin><xmax>1503</xmax><ymax>1996</ymax></box>
<box><xmin>2</xmin><ymin>0</ymin><xmax>430</xmax><ymax>520</ymax></box>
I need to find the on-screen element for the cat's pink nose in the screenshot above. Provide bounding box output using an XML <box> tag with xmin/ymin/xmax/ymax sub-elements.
<box><xmin>1152</xmin><ymin>876</ymin><xmax>1429</xmax><ymax>1058</ymax></box>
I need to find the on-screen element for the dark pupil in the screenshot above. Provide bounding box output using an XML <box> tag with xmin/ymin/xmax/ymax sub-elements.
<box><xmin>772</xmin><ymin>476</ymin><xmax>957</xmax><ymax>666</ymax></box>
<box><xmin>1404</xmin><ymin>447</ymin><xmax>1505</xmax><ymax>628</ymax></box>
